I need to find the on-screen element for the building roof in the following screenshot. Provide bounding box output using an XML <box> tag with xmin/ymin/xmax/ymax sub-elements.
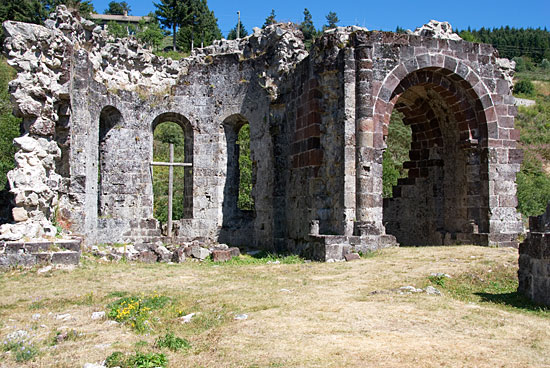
<box><xmin>89</xmin><ymin>14</ymin><xmax>152</xmax><ymax>23</ymax></box>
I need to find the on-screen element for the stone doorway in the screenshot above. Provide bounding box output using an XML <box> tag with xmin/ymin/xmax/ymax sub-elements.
<box><xmin>381</xmin><ymin>67</ymin><xmax>490</xmax><ymax>246</ymax></box>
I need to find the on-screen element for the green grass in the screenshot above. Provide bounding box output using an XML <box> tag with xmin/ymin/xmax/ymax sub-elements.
<box><xmin>154</xmin><ymin>332</ymin><xmax>191</xmax><ymax>352</ymax></box>
<box><xmin>105</xmin><ymin>351</ymin><xmax>168</xmax><ymax>368</ymax></box>
<box><xmin>204</xmin><ymin>251</ymin><xmax>305</xmax><ymax>266</ymax></box>
<box><xmin>425</xmin><ymin>263</ymin><xmax>550</xmax><ymax>317</ymax></box>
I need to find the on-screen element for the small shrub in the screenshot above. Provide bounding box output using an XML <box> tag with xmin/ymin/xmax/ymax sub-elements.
<box><xmin>105</xmin><ymin>351</ymin><xmax>126</xmax><ymax>367</ymax></box>
<box><xmin>428</xmin><ymin>274</ymin><xmax>447</xmax><ymax>287</ymax></box>
<box><xmin>105</xmin><ymin>351</ymin><xmax>168</xmax><ymax>368</ymax></box>
<box><xmin>155</xmin><ymin>332</ymin><xmax>191</xmax><ymax>352</ymax></box>
<box><xmin>540</xmin><ymin>59</ymin><xmax>550</xmax><ymax>70</ymax></box>
<box><xmin>514</xmin><ymin>79</ymin><xmax>535</xmax><ymax>96</ymax></box>
<box><xmin>107</xmin><ymin>293</ymin><xmax>170</xmax><ymax>333</ymax></box>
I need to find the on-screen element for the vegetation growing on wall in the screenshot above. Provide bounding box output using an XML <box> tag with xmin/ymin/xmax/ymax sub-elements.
<box><xmin>382</xmin><ymin>112</ymin><xmax>411</xmax><ymax>198</ymax></box>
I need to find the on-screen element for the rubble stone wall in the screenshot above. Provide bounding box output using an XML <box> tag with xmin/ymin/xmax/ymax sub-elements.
<box><xmin>518</xmin><ymin>204</ymin><xmax>550</xmax><ymax>306</ymax></box>
<box><xmin>1</xmin><ymin>10</ymin><xmax>523</xmax><ymax>259</ymax></box>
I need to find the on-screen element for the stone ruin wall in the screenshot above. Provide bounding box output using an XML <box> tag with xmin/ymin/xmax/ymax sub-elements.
<box><xmin>519</xmin><ymin>203</ymin><xmax>550</xmax><ymax>306</ymax></box>
<box><xmin>0</xmin><ymin>7</ymin><xmax>524</xmax><ymax>259</ymax></box>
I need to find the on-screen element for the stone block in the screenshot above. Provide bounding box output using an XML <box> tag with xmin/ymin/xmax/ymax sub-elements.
<box><xmin>191</xmin><ymin>246</ymin><xmax>211</xmax><ymax>260</ymax></box>
<box><xmin>12</xmin><ymin>207</ymin><xmax>28</xmax><ymax>222</ymax></box>
<box><xmin>172</xmin><ymin>248</ymin><xmax>186</xmax><ymax>263</ymax></box>
<box><xmin>228</xmin><ymin>247</ymin><xmax>241</xmax><ymax>258</ymax></box>
<box><xmin>51</xmin><ymin>252</ymin><xmax>80</xmax><ymax>265</ymax></box>
<box><xmin>212</xmin><ymin>249</ymin><xmax>232</xmax><ymax>262</ymax></box>
<box><xmin>344</xmin><ymin>253</ymin><xmax>360</xmax><ymax>261</ymax></box>
<box><xmin>138</xmin><ymin>251</ymin><xmax>158</xmax><ymax>263</ymax></box>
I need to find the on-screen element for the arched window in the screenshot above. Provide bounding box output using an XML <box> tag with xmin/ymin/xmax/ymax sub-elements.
<box><xmin>151</xmin><ymin>113</ymin><xmax>194</xmax><ymax>228</ymax></box>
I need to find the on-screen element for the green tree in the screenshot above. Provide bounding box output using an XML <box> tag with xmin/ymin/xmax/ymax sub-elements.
<box><xmin>299</xmin><ymin>8</ymin><xmax>316</xmax><ymax>42</ymax></box>
<box><xmin>262</xmin><ymin>9</ymin><xmax>276</xmax><ymax>29</ymax></box>
<box><xmin>458</xmin><ymin>30</ymin><xmax>481</xmax><ymax>42</ymax></box>
<box><xmin>514</xmin><ymin>79</ymin><xmax>535</xmax><ymax>96</ymax></box>
<box><xmin>237</xmin><ymin>124</ymin><xmax>253</xmax><ymax>210</ymax></box>
<box><xmin>175</xmin><ymin>0</ymin><xmax>221</xmax><ymax>52</ymax></box>
<box><xmin>106</xmin><ymin>20</ymin><xmax>130</xmax><ymax>38</ymax></box>
<box><xmin>517</xmin><ymin>153</ymin><xmax>550</xmax><ymax>217</ymax></box>
<box><xmin>104</xmin><ymin>1</ymin><xmax>130</xmax><ymax>15</ymax></box>
<box><xmin>152</xmin><ymin>122</ymin><xmax>186</xmax><ymax>222</ymax></box>
<box><xmin>227</xmin><ymin>20</ymin><xmax>247</xmax><ymax>40</ymax></box>
<box><xmin>43</xmin><ymin>0</ymin><xmax>95</xmax><ymax>17</ymax></box>
<box><xmin>136</xmin><ymin>17</ymin><xmax>165</xmax><ymax>50</ymax></box>
<box><xmin>0</xmin><ymin>58</ymin><xmax>21</xmax><ymax>191</ymax></box>
<box><xmin>154</xmin><ymin>0</ymin><xmax>187</xmax><ymax>51</ymax></box>
<box><xmin>0</xmin><ymin>0</ymin><xmax>46</xmax><ymax>49</ymax></box>
<box><xmin>324</xmin><ymin>11</ymin><xmax>339</xmax><ymax>30</ymax></box>
<box><xmin>395</xmin><ymin>26</ymin><xmax>407</xmax><ymax>34</ymax></box>
<box><xmin>382</xmin><ymin>111</ymin><xmax>411</xmax><ymax>198</ymax></box>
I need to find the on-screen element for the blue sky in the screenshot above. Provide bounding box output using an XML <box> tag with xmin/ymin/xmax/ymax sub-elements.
<box><xmin>90</xmin><ymin>0</ymin><xmax>550</xmax><ymax>37</ymax></box>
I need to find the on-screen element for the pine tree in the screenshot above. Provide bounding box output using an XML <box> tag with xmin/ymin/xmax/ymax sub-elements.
<box><xmin>175</xmin><ymin>0</ymin><xmax>221</xmax><ymax>52</ymax></box>
<box><xmin>395</xmin><ymin>26</ymin><xmax>407</xmax><ymax>34</ymax></box>
<box><xmin>104</xmin><ymin>1</ymin><xmax>130</xmax><ymax>15</ymax></box>
<box><xmin>300</xmin><ymin>8</ymin><xmax>316</xmax><ymax>42</ymax></box>
<box><xmin>262</xmin><ymin>9</ymin><xmax>276</xmax><ymax>29</ymax></box>
<box><xmin>324</xmin><ymin>11</ymin><xmax>339</xmax><ymax>30</ymax></box>
<box><xmin>43</xmin><ymin>0</ymin><xmax>95</xmax><ymax>17</ymax></box>
<box><xmin>227</xmin><ymin>20</ymin><xmax>248</xmax><ymax>40</ymax></box>
<box><xmin>155</xmin><ymin>0</ymin><xmax>187</xmax><ymax>51</ymax></box>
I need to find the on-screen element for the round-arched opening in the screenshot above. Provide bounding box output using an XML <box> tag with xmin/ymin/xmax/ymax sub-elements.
<box><xmin>380</xmin><ymin>67</ymin><xmax>490</xmax><ymax>246</ymax></box>
<box><xmin>151</xmin><ymin>113</ymin><xmax>194</xmax><ymax>222</ymax></box>
<box><xmin>98</xmin><ymin>106</ymin><xmax>123</xmax><ymax>217</ymax></box>
<box><xmin>222</xmin><ymin>114</ymin><xmax>254</xmax><ymax>213</ymax></box>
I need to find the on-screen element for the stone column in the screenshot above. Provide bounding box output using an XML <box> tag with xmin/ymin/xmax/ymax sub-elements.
<box><xmin>353</xmin><ymin>45</ymin><xmax>384</xmax><ymax>237</ymax></box>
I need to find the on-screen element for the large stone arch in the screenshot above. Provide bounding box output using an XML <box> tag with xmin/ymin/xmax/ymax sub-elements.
<box><xmin>357</xmin><ymin>54</ymin><xmax>520</xmax><ymax>246</ymax></box>
<box><xmin>372</xmin><ymin>55</ymin><xmax>496</xmax><ymax>144</ymax></box>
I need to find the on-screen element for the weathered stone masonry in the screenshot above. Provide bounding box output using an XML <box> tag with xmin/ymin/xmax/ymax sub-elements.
<box><xmin>518</xmin><ymin>203</ymin><xmax>550</xmax><ymax>306</ymax></box>
<box><xmin>1</xmin><ymin>8</ymin><xmax>523</xmax><ymax>260</ymax></box>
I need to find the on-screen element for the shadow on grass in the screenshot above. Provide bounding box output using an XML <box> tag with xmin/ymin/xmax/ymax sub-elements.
<box><xmin>475</xmin><ymin>291</ymin><xmax>550</xmax><ymax>313</ymax></box>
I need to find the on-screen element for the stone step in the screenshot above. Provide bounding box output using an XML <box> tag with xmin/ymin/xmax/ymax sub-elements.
<box><xmin>1</xmin><ymin>239</ymin><xmax>81</xmax><ymax>254</ymax></box>
<box><xmin>0</xmin><ymin>239</ymin><xmax>82</xmax><ymax>268</ymax></box>
<box><xmin>0</xmin><ymin>251</ymin><xmax>80</xmax><ymax>268</ymax></box>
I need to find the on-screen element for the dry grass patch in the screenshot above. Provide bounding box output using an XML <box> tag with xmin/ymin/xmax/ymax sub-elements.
<box><xmin>0</xmin><ymin>246</ymin><xmax>549</xmax><ymax>367</ymax></box>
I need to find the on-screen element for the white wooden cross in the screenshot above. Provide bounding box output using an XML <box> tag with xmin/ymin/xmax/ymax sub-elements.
<box><xmin>150</xmin><ymin>143</ymin><xmax>192</xmax><ymax>237</ymax></box>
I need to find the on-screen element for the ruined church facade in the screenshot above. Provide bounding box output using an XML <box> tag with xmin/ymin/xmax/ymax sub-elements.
<box><xmin>1</xmin><ymin>8</ymin><xmax>523</xmax><ymax>260</ymax></box>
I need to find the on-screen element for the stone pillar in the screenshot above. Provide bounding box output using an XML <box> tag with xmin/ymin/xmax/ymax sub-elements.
<box><xmin>353</xmin><ymin>45</ymin><xmax>384</xmax><ymax>236</ymax></box>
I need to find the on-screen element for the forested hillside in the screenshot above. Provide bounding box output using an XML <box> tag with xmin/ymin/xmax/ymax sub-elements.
<box><xmin>458</xmin><ymin>27</ymin><xmax>550</xmax><ymax>62</ymax></box>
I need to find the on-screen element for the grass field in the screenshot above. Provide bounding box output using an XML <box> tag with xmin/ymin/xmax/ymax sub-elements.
<box><xmin>0</xmin><ymin>246</ymin><xmax>549</xmax><ymax>367</ymax></box>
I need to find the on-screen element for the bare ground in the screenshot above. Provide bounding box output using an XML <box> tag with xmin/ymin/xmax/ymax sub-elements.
<box><xmin>0</xmin><ymin>246</ymin><xmax>549</xmax><ymax>367</ymax></box>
